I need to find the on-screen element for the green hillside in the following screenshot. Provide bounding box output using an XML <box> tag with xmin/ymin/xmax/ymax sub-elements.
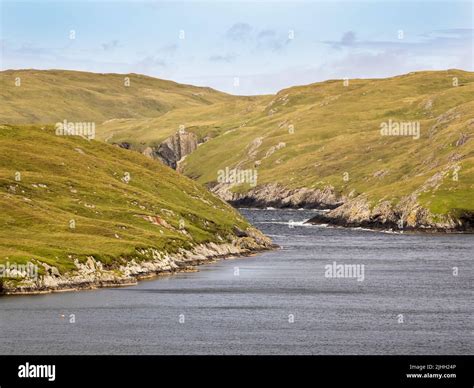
<box><xmin>0</xmin><ymin>125</ymin><xmax>254</xmax><ymax>278</ymax></box>
<box><xmin>1</xmin><ymin>69</ymin><xmax>473</xmax><ymax>229</ymax></box>
<box><xmin>210</xmin><ymin>72</ymin><xmax>470</xmax><ymax>203</ymax></box>
<box><xmin>92</xmin><ymin>70</ymin><xmax>474</xmax><ymax>221</ymax></box>
<box><xmin>0</xmin><ymin>69</ymin><xmax>232</xmax><ymax>125</ymax></box>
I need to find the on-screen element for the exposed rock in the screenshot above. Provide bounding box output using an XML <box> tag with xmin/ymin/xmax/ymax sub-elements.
<box><xmin>264</xmin><ymin>142</ymin><xmax>286</xmax><ymax>159</ymax></box>
<box><xmin>141</xmin><ymin>130</ymin><xmax>198</xmax><ymax>169</ymax></box>
<box><xmin>422</xmin><ymin>98</ymin><xmax>433</xmax><ymax>110</ymax></box>
<box><xmin>455</xmin><ymin>132</ymin><xmax>470</xmax><ymax>147</ymax></box>
<box><xmin>303</xmin><ymin>163</ymin><xmax>473</xmax><ymax>232</ymax></box>
<box><xmin>138</xmin><ymin>214</ymin><xmax>174</xmax><ymax>229</ymax></box>
<box><xmin>373</xmin><ymin>169</ymin><xmax>389</xmax><ymax>179</ymax></box>
<box><xmin>247</xmin><ymin>137</ymin><xmax>263</xmax><ymax>159</ymax></box>
<box><xmin>210</xmin><ymin>182</ymin><xmax>343</xmax><ymax>209</ymax></box>
<box><xmin>232</xmin><ymin>226</ymin><xmax>248</xmax><ymax>237</ymax></box>
<box><xmin>157</xmin><ymin>130</ymin><xmax>198</xmax><ymax>169</ymax></box>
<box><xmin>210</xmin><ymin>178</ymin><xmax>472</xmax><ymax>232</ymax></box>
<box><xmin>142</xmin><ymin>146</ymin><xmax>155</xmax><ymax>159</ymax></box>
<box><xmin>429</xmin><ymin>108</ymin><xmax>461</xmax><ymax>138</ymax></box>
<box><xmin>115</xmin><ymin>142</ymin><xmax>132</xmax><ymax>150</ymax></box>
<box><xmin>1</xmin><ymin>227</ymin><xmax>274</xmax><ymax>295</ymax></box>
<box><xmin>305</xmin><ymin>193</ymin><xmax>471</xmax><ymax>232</ymax></box>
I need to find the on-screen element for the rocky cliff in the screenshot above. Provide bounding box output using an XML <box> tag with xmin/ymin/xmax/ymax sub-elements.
<box><xmin>305</xmin><ymin>194</ymin><xmax>473</xmax><ymax>232</ymax></box>
<box><xmin>210</xmin><ymin>182</ymin><xmax>473</xmax><ymax>232</ymax></box>
<box><xmin>142</xmin><ymin>130</ymin><xmax>198</xmax><ymax>169</ymax></box>
<box><xmin>210</xmin><ymin>182</ymin><xmax>343</xmax><ymax>209</ymax></box>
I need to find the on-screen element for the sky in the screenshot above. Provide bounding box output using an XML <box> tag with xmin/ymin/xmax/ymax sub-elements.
<box><xmin>1</xmin><ymin>0</ymin><xmax>473</xmax><ymax>95</ymax></box>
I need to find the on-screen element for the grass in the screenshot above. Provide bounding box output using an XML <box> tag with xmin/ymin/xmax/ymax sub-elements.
<box><xmin>0</xmin><ymin>69</ymin><xmax>232</xmax><ymax>125</ymax></box>
<box><xmin>2</xmin><ymin>69</ymin><xmax>473</xmax><ymax>220</ymax></box>
<box><xmin>177</xmin><ymin>70</ymin><xmax>474</xmax><ymax>217</ymax></box>
<box><xmin>0</xmin><ymin>125</ymin><xmax>250</xmax><ymax>273</ymax></box>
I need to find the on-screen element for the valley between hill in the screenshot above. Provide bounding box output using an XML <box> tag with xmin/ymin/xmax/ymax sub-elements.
<box><xmin>1</xmin><ymin>69</ymin><xmax>473</xmax><ymax>232</ymax></box>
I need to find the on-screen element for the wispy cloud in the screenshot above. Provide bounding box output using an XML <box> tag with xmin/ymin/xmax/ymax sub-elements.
<box><xmin>340</xmin><ymin>31</ymin><xmax>356</xmax><ymax>46</ymax></box>
<box><xmin>209</xmin><ymin>53</ymin><xmax>236</xmax><ymax>63</ymax></box>
<box><xmin>256</xmin><ymin>29</ymin><xmax>287</xmax><ymax>52</ymax></box>
<box><xmin>323</xmin><ymin>28</ymin><xmax>473</xmax><ymax>52</ymax></box>
<box><xmin>134</xmin><ymin>56</ymin><xmax>167</xmax><ymax>73</ymax></box>
<box><xmin>421</xmin><ymin>28</ymin><xmax>474</xmax><ymax>39</ymax></box>
<box><xmin>226</xmin><ymin>23</ymin><xmax>253</xmax><ymax>42</ymax></box>
<box><xmin>2</xmin><ymin>1</ymin><xmax>471</xmax><ymax>95</ymax></box>
<box><xmin>101</xmin><ymin>40</ymin><xmax>120</xmax><ymax>51</ymax></box>
<box><xmin>225</xmin><ymin>23</ymin><xmax>292</xmax><ymax>53</ymax></box>
<box><xmin>157</xmin><ymin>43</ymin><xmax>178</xmax><ymax>56</ymax></box>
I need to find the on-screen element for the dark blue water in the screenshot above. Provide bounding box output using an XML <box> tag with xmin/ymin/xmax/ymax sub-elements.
<box><xmin>0</xmin><ymin>209</ymin><xmax>472</xmax><ymax>354</ymax></box>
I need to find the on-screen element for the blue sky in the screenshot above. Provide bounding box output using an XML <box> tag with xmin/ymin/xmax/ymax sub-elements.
<box><xmin>1</xmin><ymin>1</ymin><xmax>473</xmax><ymax>94</ymax></box>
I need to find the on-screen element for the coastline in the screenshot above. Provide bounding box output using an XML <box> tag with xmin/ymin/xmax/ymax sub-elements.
<box><xmin>303</xmin><ymin>213</ymin><xmax>474</xmax><ymax>234</ymax></box>
<box><xmin>212</xmin><ymin>183</ymin><xmax>474</xmax><ymax>234</ymax></box>
<box><xmin>0</xmin><ymin>230</ymin><xmax>277</xmax><ymax>296</ymax></box>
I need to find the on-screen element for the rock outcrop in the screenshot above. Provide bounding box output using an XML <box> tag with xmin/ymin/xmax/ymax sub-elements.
<box><xmin>142</xmin><ymin>129</ymin><xmax>198</xmax><ymax>169</ymax></box>
<box><xmin>0</xmin><ymin>227</ymin><xmax>274</xmax><ymax>295</ymax></box>
<box><xmin>210</xmin><ymin>182</ymin><xmax>473</xmax><ymax>233</ymax></box>
<box><xmin>305</xmin><ymin>194</ymin><xmax>473</xmax><ymax>232</ymax></box>
<box><xmin>303</xmin><ymin>164</ymin><xmax>473</xmax><ymax>232</ymax></box>
<box><xmin>210</xmin><ymin>182</ymin><xmax>343</xmax><ymax>209</ymax></box>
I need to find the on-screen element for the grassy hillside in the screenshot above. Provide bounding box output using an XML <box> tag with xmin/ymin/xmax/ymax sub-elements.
<box><xmin>178</xmin><ymin>70</ymin><xmax>473</xmax><ymax>218</ymax></box>
<box><xmin>0</xmin><ymin>125</ymin><xmax>251</xmax><ymax>275</ymax></box>
<box><xmin>1</xmin><ymin>69</ymin><xmax>473</xmax><ymax>223</ymax></box>
<box><xmin>92</xmin><ymin>69</ymin><xmax>474</xmax><ymax>219</ymax></box>
<box><xmin>0</xmin><ymin>69</ymin><xmax>232</xmax><ymax>125</ymax></box>
<box><xmin>96</xmin><ymin>96</ymin><xmax>265</xmax><ymax>148</ymax></box>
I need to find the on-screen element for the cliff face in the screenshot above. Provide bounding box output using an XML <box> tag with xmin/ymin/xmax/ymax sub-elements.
<box><xmin>302</xmin><ymin>164</ymin><xmax>474</xmax><ymax>232</ymax></box>
<box><xmin>142</xmin><ymin>130</ymin><xmax>198</xmax><ymax>169</ymax></box>
<box><xmin>209</xmin><ymin>182</ymin><xmax>473</xmax><ymax>232</ymax></box>
<box><xmin>210</xmin><ymin>182</ymin><xmax>343</xmax><ymax>209</ymax></box>
<box><xmin>305</xmin><ymin>195</ymin><xmax>473</xmax><ymax>232</ymax></box>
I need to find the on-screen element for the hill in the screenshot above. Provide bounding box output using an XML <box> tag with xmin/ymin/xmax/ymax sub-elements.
<box><xmin>97</xmin><ymin>70</ymin><xmax>474</xmax><ymax>231</ymax></box>
<box><xmin>0</xmin><ymin>69</ymin><xmax>233</xmax><ymax>124</ymax></box>
<box><xmin>1</xmin><ymin>69</ymin><xmax>473</xmax><ymax>231</ymax></box>
<box><xmin>0</xmin><ymin>125</ymin><xmax>271</xmax><ymax>294</ymax></box>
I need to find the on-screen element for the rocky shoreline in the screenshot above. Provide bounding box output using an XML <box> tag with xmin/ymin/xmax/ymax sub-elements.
<box><xmin>211</xmin><ymin>182</ymin><xmax>343</xmax><ymax>209</ymax></box>
<box><xmin>304</xmin><ymin>212</ymin><xmax>474</xmax><ymax>233</ymax></box>
<box><xmin>304</xmin><ymin>195</ymin><xmax>473</xmax><ymax>233</ymax></box>
<box><xmin>0</xmin><ymin>227</ymin><xmax>275</xmax><ymax>296</ymax></box>
<box><xmin>211</xmin><ymin>183</ymin><xmax>474</xmax><ymax>233</ymax></box>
